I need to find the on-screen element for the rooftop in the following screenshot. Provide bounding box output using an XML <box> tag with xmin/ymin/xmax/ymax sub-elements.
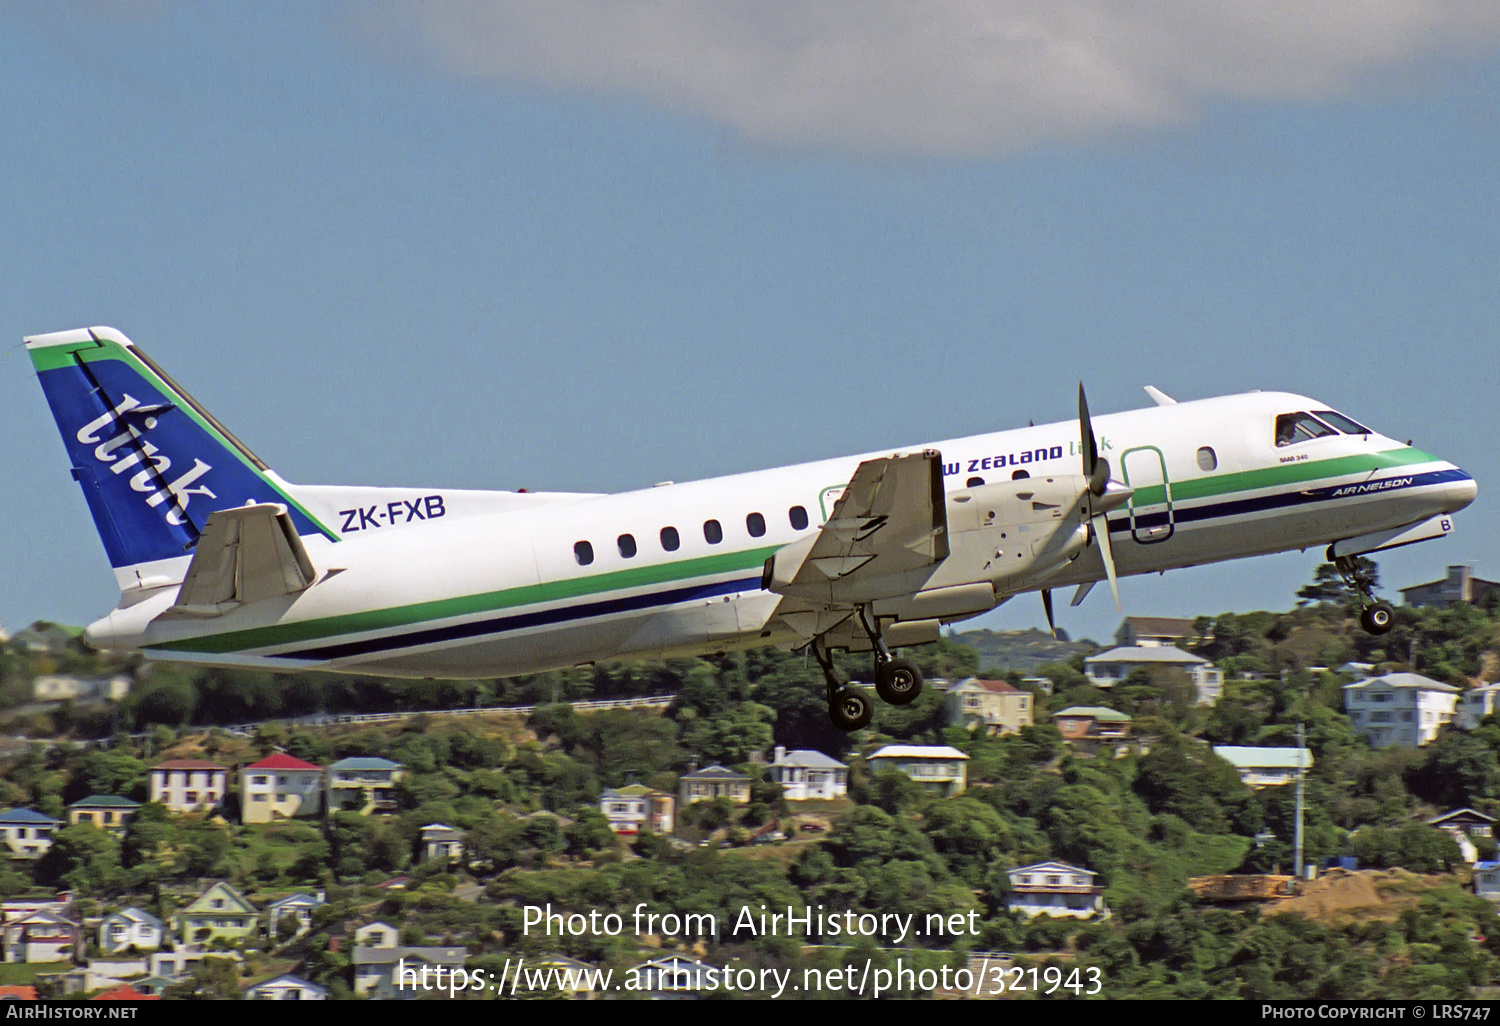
<box><xmin>69</xmin><ymin>795</ymin><xmax>141</xmax><ymax>809</ymax></box>
<box><xmin>1054</xmin><ymin>706</ymin><xmax>1133</xmax><ymax>722</ymax></box>
<box><xmin>1213</xmin><ymin>746</ymin><xmax>1314</xmax><ymax>771</ymax></box>
<box><xmin>1086</xmin><ymin>646</ymin><xmax>1209</xmax><ymax>665</ymax></box>
<box><xmin>328</xmin><ymin>757</ymin><xmax>404</xmax><ymax>771</ymax></box>
<box><xmin>868</xmin><ymin>745</ymin><xmax>969</xmax><ymax>760</ymax></box>
<box><xmin>245</xmin><ymin>753</ymin><xmax>323</xmax><ymax>771</ymax></box>
<box><xmin>151</xmin><ymin>760</ymin><xmax>226</xmax><ymax>771</ymax></box>
<box><xmin>771</xmin><ymin>749</ymin><xmax>847</xmax><ymax>768</ymax></box>
<box><xmin>0</xmin><ymin>808</ymin><xmax>61</xmax><ymax>825</ymax></box>
<box><xmin>1342</xmin><ymin>672</ymin><xmax>1462</xmax><ymax>693</ymax></box>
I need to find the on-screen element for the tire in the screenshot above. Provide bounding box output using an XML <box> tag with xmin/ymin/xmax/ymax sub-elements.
<box><xmin>828</xmin><ymin>687</ymin><xmax>873</xmax><ymax>731</ymax></box>
<box><xmin>875</xmin><ymin>658</ymin><xmax>924</xmax><ymax>706</ymax></box>
<box><xmin>1361</xmin><ymin>602</ymin><xmax>1395</xmax><ymax>636</ymax></box>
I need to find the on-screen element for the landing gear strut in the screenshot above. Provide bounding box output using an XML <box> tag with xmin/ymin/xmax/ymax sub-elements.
<box><xmin>859</xmin><ymin>605</ymin><xmax>924</xmax><ymax>706</ymax></box>
<box><xmin>1336</xmin><ymin>555</ymin><xmax>1394</xmax><ymax>636</ymax></box>
<box><xmin>812</xmin><ymin>639</ymin><xmax>872</xmax><ymax>731</ymax></box>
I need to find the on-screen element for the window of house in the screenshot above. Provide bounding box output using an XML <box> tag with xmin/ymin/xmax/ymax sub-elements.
<box><xmin>746</xmin><ymin>512</ymin><xmax>766</xmax><ymax>538</ymax></box>
<box><xmin>660</xmin><ymin>526</ymin><xmax>680</xmax><ymax>552</ymax></box>
<box><xmin>574</xmin><ymin>540</ymin><xmax>594</xmax><ymax>566</ymax></box>
<box><xmin>789</xmin><ymin>506</ymin><xmax>809</xmax><ymax>530</ymax></box>
<box><xmin>618</xmin><ymin>533</ymin><xmax>637</xmax><ymax>558</ymax></box>
<box><xmin>703</xmin><ymin>519</ymin><xmax>723</xmax><ymax>544</ymax></box>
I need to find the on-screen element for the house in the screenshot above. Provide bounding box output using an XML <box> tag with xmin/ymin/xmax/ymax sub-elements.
<box><xmin>244</xmin><ymin>973</ymin><xmax>328</xmax><ymax>1000</ymax></box>
<box><xmin>1401</xmin><ymin>565</ymin><xmax>1500</xmax><ymax>608</ymax></box>
<box><xmin>599</xmin><ymin>785</ymin><xmax>675</xmax><ymax>834</ymax></box>
<box><xmin>241</xmin><ymin>754</ymin><xmax>324</xmax><ymax>823</ymax></box>
<box><xmin>326</xmin><ymin>757</ymin><xmax>405</xmax><ymax>815</ymax></box>
<box><xmin>1212</xmin><ymin>747</ymin><xmax>1314</xmax><ymax>788</ymax></box>
<box><xmin>1114</xmin><ymin>617</ymin><xmax>1205</xmax><ymax>649</ymax></box>
<box><xmin>1006</xmin><ymin>861</ymin><xmax>1108</xmax><ymax>919</ymax></box>
<box><xmin>264</xmin><ymin>892</ymin><xmax>325</xmax><ymax>940</ymax></box>
<box><xmin>352</xmin><ymin>921</ymin><xmax>467</xmax><ymax>999</ymax></box>
<box><xmin>0</xmin><ymin>809</ymin><xmax>61</xmax><ymax>859</ymax></box>
<box><xmin>627</xmin><ymin>954</ymin><xmax>724</xmax><ymax>998</ymax></box>
<box><xmin>67</xmin><ymin>796</ymin><xmax>140</xmax><ymax>833</ymax></box>
<box><xmin>1458</xmin><ymin>683</ymin><xmax>1500</xmax><ymax>729</ymax></box>
<box><xmin>420</xmin><ymin>823</ymin><xmax>464</xmax><ymax>863</ymax></box>
<box><xmin>99</xmin><ymin>908</ymin><xmax>163</xmax><ymax>954</ymax></box>
<box><xmin>768</xmin><ymin>748</ymin><xmax>849</xmax><ymax>800</ymax></box>
<box><xmin>1343</xmin><ymin>673</ymin><xmax>1460</xmax><ymax>748</ymax></box>
<box><xmin>130</xmin><ymin>975</ymin><xmax>180</xmax><ymax>997</ymax></box>
<box><xmin>944</xmin><ymin>678</ymin><xmax>1035</xmax><ymax>734</ymax></box>
<box><xmin>1084</xmin><ymin>645</ymin><xmax>1223</xmax><ymax>704</ymax></box>
<box><xmin>2</xmin><ymin>911</ymin><xmax>82</xmax><ymax>963</ymax></box>
<box><xmin>866</xmin><ymin>745</ymin><xmax>969</xmax><ymax>796</ymax></box>
<box><xmin>176</xmin><ymin>882</ymin><xmax>259</xmax><ymax>945</ymax></box>
<box><xmin>1337</xmin><ymin>662</ymin><xmax>1376</xmax><ymax>679</ymax></box>
<box><xmin>678</xmin><ymin>765</ymin><xmax>752</xmax><ymax>805</ymax></box>
<box><xmin>149</xmin><ymin>948</ymin><xmax>242</xmax><ymax>981</ymax></box>
<box><xmin>1</xmin><ymin>895</ymin><xmax>72</xmax><ymax>923</ymax></box>
<box><xmin>529</xmin><ymin>954</ymin><xmax>603</xmax><ymax>998</ymax></box>
<box><xmin>93</xmin><ymin>985</ymin><xmax>159</xmax><ymax>1002</ymax></box>
<box><xmin>1428</xmin><ymin>808</ymin><xmax>1496</xmax><ymax>864</ymax></box>
<box><xmin>31</xmin><ymin>675</ymin><xmax>131</xmax><ymax>703</ymax></box>
<box><xmin>1475</xmin><ymin>862</ymin><xmax>1500</xmax><ymax>902</ymax></box>
<box><xmin>0</xmin><ymin>986</ymin><xmax>36</xmax><ymax>1000</ymax></box>
<box><xmin>149</xmin><ymin>760</ymin><xmax>228</xmax><ymax>814</ymax></box>
<box><xmin>1053</xmin><ymin>707</ymin><xmax>1133</xmax><ymax>741</ymax></box>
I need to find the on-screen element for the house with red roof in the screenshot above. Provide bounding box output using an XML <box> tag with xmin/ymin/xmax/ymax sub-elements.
<box><xmin>241</xmin><ymin>754</ymin><xmax>323</xmax><ymax>824</ymax></box>
<box><xmin>150</xmin><ymin>760</ymin><xmax>228</xmax><ymax>814</ymax></box>
<box><xmin>93</xmin><ymin>984</ymin><xmax>159</xmax><ymax>1001</ymax></box>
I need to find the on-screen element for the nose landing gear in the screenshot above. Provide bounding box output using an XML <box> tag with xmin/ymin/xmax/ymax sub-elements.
<box><xmin>1336</xmin><ymin>555</ymin><xmax>1395</xmax><ymax>636</ymax></box>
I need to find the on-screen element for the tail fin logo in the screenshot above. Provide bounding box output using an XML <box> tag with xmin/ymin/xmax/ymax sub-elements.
<box><xmin>76</xmin><ymin>392</ymin><xmax>218</xmax><ymax>528</ymax></box>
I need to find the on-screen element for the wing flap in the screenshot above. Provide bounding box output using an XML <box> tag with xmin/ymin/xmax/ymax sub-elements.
<box><xmin>765</xmin><ymin>450</ymin><xmax>948</xmax><ymax>606</ymax></box>
<box><xmin>166</xmin><ymin>503</ymin><xmax>316</xmax><ymax>617</ymax></box>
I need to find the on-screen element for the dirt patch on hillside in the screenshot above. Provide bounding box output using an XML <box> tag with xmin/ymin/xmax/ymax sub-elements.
<box><xmin>1273</xmin><ymin>869</ymin><xmax>1457</xmax><ymax>923</ymax></box>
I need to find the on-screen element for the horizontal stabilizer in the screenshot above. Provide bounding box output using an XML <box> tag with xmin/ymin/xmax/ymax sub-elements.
<box><xmin>166</xmin><ymin>504</ymin><xmax>316</xmax><ymax>617</ymax></box>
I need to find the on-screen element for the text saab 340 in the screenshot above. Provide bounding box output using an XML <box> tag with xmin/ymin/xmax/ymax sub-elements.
<box><xmin>28</xmin><ymin>326</ymin><xmax>1478</xmax><ymax>730</ymax></box>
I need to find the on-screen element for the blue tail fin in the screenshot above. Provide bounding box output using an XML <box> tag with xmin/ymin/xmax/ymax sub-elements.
<box><xmin>27</xmin><ymin>327</ymin><xmax>334</xmax><ymax>579</ymax></box>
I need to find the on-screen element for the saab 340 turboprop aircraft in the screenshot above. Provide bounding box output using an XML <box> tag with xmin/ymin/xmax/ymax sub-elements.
<box><xmin>28</xmin><ymin>326</ymin><xmax>1478</xmax><ymax>730</ymax></box>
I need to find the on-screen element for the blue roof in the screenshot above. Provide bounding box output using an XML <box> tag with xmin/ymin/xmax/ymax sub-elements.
<box><xmin>329</xmin><ymin>757</ymin><xmax>403</xmax><ymax>770</ymax></box>
<box><xmin>0</xmin><ymin>808</ymin><xmax>59</xmax><ymax>825</ymax></box>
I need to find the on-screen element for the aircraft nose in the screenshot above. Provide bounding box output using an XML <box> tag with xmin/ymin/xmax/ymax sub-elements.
<box><xmin>1446</xmin><ymin>470</ymin><xmax>1478</xmax><ymax>512</ymax></box>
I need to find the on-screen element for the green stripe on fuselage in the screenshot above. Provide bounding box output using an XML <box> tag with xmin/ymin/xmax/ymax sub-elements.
<box><xmin>1127</xmin><ymin>447</ymin><xmax>1437</xmax><ymax>507</ymax></box>
<box><xmin>149</xmin><ymin>544</ymin><xmax>783</xmax><ymax>655</ymax></box>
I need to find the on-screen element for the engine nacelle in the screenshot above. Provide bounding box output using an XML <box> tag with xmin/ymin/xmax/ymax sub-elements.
<box><xmin>935</xmin><ymin>474</ymin><xmax>1094</xmax><ymax>596</ymax></box>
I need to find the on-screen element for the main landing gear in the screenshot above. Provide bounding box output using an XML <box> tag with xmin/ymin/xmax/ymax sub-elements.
<box><xmin>811</xmin><ymin>608</ymin><xmax>927</xmax><ymax>732</ymax></box>
<box><xmin>1336</xmin><ymin>555</ymin><xmax>1395</xmax><ymax>636</ymax></box>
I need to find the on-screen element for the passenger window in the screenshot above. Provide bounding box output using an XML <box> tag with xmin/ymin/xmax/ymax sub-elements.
<box><xmin>660</xmin><ymin>526</ymin><xmax>680</xmax><ymax>552</ymax></box>
<box><xmin>703</xmin><ymin>519</ymin><xmax>723</xmax><ymax>544</ymax></box>
<box><xmin>746</xmin><ymin>512</ymin><xmax>766</xmax><ymax>538</ymax></box>
<box><xmin>789</xmin><ymin>506</ymin><xmax>809</xmax><ymax>530</ymax></box>
<box><xmin>966</xmin><ymin>477</ymin><xmax>985</xmax><ymax>487</ymax></box>
<box><xmin>1274</xmin><ymin>412</ymin><xmax>1337</xmax><ymax>447</ymax></box>
<box><xmin>574</xmin><ymin>541</ymin><xmax>594</xmax><ymax>566</ymax></box>
<box><xmin>1011</xmin><ymin>469</ymin><xmax>1029</xmax><ymax>480</ymax></box>
<box><xmin>617</xmin><ymin>533</ymin><xmax>637</xmax><ymax>558</ymax></box>
<box><xmin>1197</xmin><ymin>447</ymin><xmax>1217</xmax><ymax>472</ymax></box>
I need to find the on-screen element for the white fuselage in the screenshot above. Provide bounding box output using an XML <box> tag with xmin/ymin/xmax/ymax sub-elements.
<box><xmin>86</xmin><ymin>390</ymin><xmax>1476</xmax><ymax>678</ymax></box>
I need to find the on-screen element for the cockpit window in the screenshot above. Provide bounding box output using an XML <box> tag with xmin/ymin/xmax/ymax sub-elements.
<box><xmin>1313</xmin><ymin>410</ymin><xmax>1371</xmax><ymax>435</ymax></box>
<box><xmin>1275</xmin><ymin>412</ymin><xmax>1338</xmax><ymax>447</ymax></box>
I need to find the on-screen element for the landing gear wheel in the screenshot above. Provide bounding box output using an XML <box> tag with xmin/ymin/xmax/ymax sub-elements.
<box><xmin>1361</xmin><ymin>602</ymin><xmax>1395</xmax><ymax>636</ymax></box>
<box><xmin>828</xmin><ymin>687</ymin><xmax>873</xmax><ymax>731</ymax></box>
<box><xmin>875</xmin><ymin>658</ymin><xmax>924</xmax><ymax>706</ymax></box>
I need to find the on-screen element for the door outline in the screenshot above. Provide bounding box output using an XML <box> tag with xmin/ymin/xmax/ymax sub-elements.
<box><xmin>1120</xmin><ymin>445</ymin><xmax>1174</xmax><ymax>544</ymax></box>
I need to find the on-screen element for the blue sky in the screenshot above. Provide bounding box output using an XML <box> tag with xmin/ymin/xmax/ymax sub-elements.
<box><xmin>4</xmin><ymin>3</ymin><xmax>1498</xmax><ymax>649</ymax></box>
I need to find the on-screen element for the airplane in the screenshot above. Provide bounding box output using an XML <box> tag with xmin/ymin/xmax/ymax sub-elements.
<box><xmin>27</xmin><ymin>326</ymin><xmax>1478</xmax><ymax>731</ymax></box>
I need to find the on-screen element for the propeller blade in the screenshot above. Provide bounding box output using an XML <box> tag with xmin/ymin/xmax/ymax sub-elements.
<box><xmin>1078</xmin><ymin>383</ymin><xmax>1096</xmax><ymax>479</ymax></box>
<box><xmin>1093</xmin><ymin>512</ymin><xmax>1121</xmax><ymax>611</ymax></box>
<box><xmin>1042</xmin><ymin>589</ymin><xmax>1056</xmax><ymax>638</ymax></box>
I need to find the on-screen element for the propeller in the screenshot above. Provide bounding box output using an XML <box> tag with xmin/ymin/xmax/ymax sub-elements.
<box><xmin>1042</xmin><ymin>588</ymin><xmax>1056</xmax><ymax>638</ymax></box>
<box><xmin>1078</xmin><ymin>383</ymin><xmax>1121</xmax><ymax>611</ymax></box>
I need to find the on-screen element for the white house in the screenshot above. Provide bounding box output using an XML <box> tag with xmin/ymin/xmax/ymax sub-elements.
<box><xmin>943</xmin><ymin>679</ymin><xmax>1035</xmax><ymax>734</ymax></box>
<box><xmin>768</xmin><ymin>748</ymin><xmax>849</xmax><ymax>800</ymax></box>
<box><xmin>326</xmin><ymin>757</ymin><xmax>405</xmax><ymax>815</ymax></box>
<box><xmin>149</xmin><ymin>760</ymin><xmax>228</xmax><ymax>814</ymax></box>
<box><xmin>244</xmin><ymin>973</ymin><xmax>328</xmax><ymax>1000</ymax></box>
<box><xmin>1459</xmin><ymin>683</ymin><xmax>1500</xmax><ymax>730</ymax></box>
<box><xmin>98</xmin><ymin>908</ymin><xmax>163</xmax><ymax>954</ymax></box>
<box><xmin>866</xmin><ymin>745</ymin><xmax>969</xmax><ymax>796</ymax></box>
<box><xmin>1114</xmin><ymin>617</ymin><xmax>1202</xmax><ymax>648</ymax></box>
<box><xmin>1476</xmin><ymin>861</ymin><xmax>1500</xmax><ymax>902</ymax></box>
<box><xmin>1212</xmin><ymin>747</ymin><xmax>1314</xmax><ymax>788</ymax></box>
<box><xmin>1006</xmin><ymin>861</ymin><xmax>1108</xmax><ymax>919</ymax></box>
<box><xmin>1084</xmin><ymin>645</ymin><xmax>1223</xmax><ymax>705</ymax></box>
<box><xmin>241</xmin><ymin>754</ymin><xmax>323</xmax><ymax>823</ymax></box>
<box><xmin>264</xmin><ymin>892</ymin><xmax>325</xmax><ymax>940</ymax></box>
<box><xmin>421</xmin><ymin>823</ymin><xmax>465</xmax><ymax>863</ymax></box>
<box><xmin>1343</xmin><ymin>673</ymin><xmax>1460</xmax><ymax>748</ymax></box>
<box><xmin>352</xmin><ymin>921</ymin><xmax>467</xmax><ymax>999</ymax></box>
<box><xmin>0</xmin><ymin>809</ymin><xmax>60</xmax><ymax>859</ymax></box>
<box><xmin>2</xmin><ymin>911</ymin><xmax>81</xmax><ymax>963</ymax></box>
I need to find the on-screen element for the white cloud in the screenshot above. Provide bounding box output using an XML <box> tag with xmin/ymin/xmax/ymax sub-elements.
<box><xmin>351</xmin><ymin>1</ymin><xmax>1500</xmax><ymax>155</ymax></box>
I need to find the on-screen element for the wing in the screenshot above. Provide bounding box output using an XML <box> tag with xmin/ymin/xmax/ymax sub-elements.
<box><xmin>763</xmin><ymin>451</ymin><xmax>949</xmax><ymax>648</ymax></box>
<box><xmin>162</xmin><ymin>503</ymin><xmax>316</xmax><ymax>617</ymax></box>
